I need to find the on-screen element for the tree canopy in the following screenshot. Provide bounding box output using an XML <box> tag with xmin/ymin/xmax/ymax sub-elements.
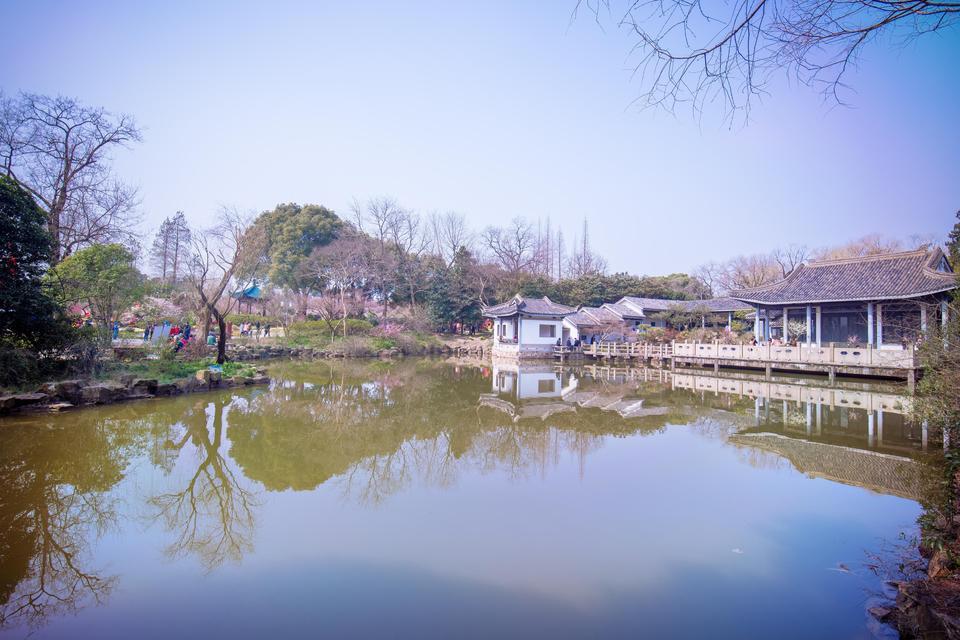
<box><xmin>0</xmin><ymin>175</ymin><xmax>66</xmax><ymax>350</ymax></box>
<box><xmin>252</xmin><ymin>203</ymin><xmax>342</xmax><ymax>316</ymax></box>
<box><xmin>47</xmin><ymin>243</ymin><xmax>143</xmax><ymax>341</ymax></box>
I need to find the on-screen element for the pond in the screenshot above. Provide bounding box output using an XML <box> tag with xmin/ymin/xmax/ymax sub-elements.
<box><xmin>0</xmin><ymin>359</ymin><xmax>937</xmax><ymax>639</ymax></box>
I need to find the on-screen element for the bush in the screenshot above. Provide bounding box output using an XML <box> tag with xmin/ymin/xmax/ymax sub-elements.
<box><xmin>287</xmin><ymin>319</ymin><xmax>374</xmax><ymax>345</ymax></box>
<box><xmin>636</xmin><ymin>326</ymin><xmax>677</xmax><ymax>344</ymax></box>
<box><xmin>0</xmin><ymin>347</ymin><xmax>39</xmax><ymax>387</ymax></box>
<box><xmin>327</xmin><ymin>336</ymin><xmax>375</xmax><ymax>357</ymax></box>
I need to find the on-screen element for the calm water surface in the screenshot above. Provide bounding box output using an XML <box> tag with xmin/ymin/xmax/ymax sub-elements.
<box><xmin>0</xmin><ymin>359</ymin><xmax>936</xmax><ymax>639</ymax></box>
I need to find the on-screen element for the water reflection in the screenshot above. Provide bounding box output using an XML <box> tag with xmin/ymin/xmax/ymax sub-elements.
<box><xmin>147</xmin><ymin>396</ymin><xmax>259</xmax><ymax>572</ymax></box>
<box><xmin>0</xmin><ymin>415</ymin><xmax>127</xmax><ymax>628</ymax></box>
<box><xmin>0</xmin><ymin>358</ymin><xmax>938</xmax><ymax>638</ymax></box>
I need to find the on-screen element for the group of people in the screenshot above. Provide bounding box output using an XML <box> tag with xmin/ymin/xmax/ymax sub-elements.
<box><xmin>141</xmin><ymin>321</ymin><xmax>194</xmax><ymax>352</ymax></box>
<box><xmin>556</xmin><ymin>335</ymin><xmax>607</xmax><ymax>348</ymax></box>
<box><xmin>234</xmin><ymin>321</ymin><xmax>271</xmax><ymax>338</ymax></box>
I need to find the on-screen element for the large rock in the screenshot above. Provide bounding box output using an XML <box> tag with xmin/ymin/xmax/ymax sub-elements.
<box><xmin>38</xmin><ymin>380</ymin><xmax>83</xmax><ymax>403</ymax></box>
<box><xmin>131</xmin><ymin>378</ymin><xmax>159</xmax><ymax>395</ymax></box>
<box><xmin>156</xmin><ymin>383</ymin><xmax>178</xmax><ymax>396</ymax></box>
<box><xmin>81</xmin><ymin>382</ymin><xmax>127</xmax><ymax>404</ymax></box>
<box><xmin>0</xmin><ymin>392</ymin><xmax>48</xmax><ymax>413</ymax></box>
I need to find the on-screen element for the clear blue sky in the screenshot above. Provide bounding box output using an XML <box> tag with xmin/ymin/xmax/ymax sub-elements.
<box><xmin>3</xmin><ymin>1</ymin><xmax>958</xmax><ymax>274</ymax></box>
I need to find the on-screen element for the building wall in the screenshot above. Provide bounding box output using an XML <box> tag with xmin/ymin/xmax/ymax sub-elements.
<box><xmin>520</xmin><ymin>318</ymin><xmax>563</xmax><ymax>345</ymax></box>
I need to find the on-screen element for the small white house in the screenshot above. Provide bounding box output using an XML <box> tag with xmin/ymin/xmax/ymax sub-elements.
<box><xmin>483</xmin><ymin>295</ymin><xmax>576</xmax><ymax>359</ymax></box>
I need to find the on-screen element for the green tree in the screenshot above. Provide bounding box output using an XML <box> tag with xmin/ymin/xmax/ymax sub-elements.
<box><xmin>948</xmin><ymin>210</ymin><xmax>960</xmax><ymax>269</ymax></box>
<box><xmin>252</xmin><ymin>203</ymin><xmax>342</xmax><ymax>317</ymax></box>
<box><xmin>0</xmin><ymin>176</ymin><xmax>67</xmax><ymax>352</ymax></box>
<box><xmin>47</xmin><ymin>243</ymin><xmax>143</xmax><ymax>342</ymax></box>
<box><xmin>426</xmin><ymin>248</ymin><xmax>482</xmax><ymax>332</ymax></box>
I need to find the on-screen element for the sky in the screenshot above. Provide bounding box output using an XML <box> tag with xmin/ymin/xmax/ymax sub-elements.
<box><xmin>2</xmin><ymin>0</ymin><xmax>959</xmax><ymax>275</ymax></box>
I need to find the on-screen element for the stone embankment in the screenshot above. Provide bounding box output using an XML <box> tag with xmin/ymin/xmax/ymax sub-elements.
<box><xmin>227</xmin><ymin>342</ymin><xmax>486</xmax><ymax>360</ymax></box>
<box><xmin>0</xmin><ymin>369</ymin><xmax>270</xmax><ymax>416</ymax></box>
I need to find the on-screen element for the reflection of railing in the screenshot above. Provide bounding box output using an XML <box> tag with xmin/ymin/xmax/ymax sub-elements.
<box><xmin>671</xmin><ymin>371</ymin><xmax>911</xmax><ymax>414</ymax></box>
<box><xmin>498</xmin><ymin>336</ymin><xmax>518</xmax><ymax>344</ymax></box>
<box><xmin>672</xmin><ymin>342</ymin><xmax>916</xmax><ymax>369</ymax></box>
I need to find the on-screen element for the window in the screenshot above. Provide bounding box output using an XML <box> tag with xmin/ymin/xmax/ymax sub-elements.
<box><xmin>539</xmin><ymin>324</ymin><xmax>556</xmax><ymax>338</ymax></box>
<box><xmin>538</xmin><ymin>379</ymin><xmax>556</xmax><ymax>393</ymax></box>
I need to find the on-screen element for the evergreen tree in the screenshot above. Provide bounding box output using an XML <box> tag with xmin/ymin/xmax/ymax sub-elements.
<box><xmin>150</xmin><ymin>212</ymin><xmax>192</xmax><ymax>285</ymax></box>
<box><xmin>0</xmin><ymin>175</ymin><xmax>66</xmax><ymax>351</ymax></box>
<box><xmin>947</xmin><ymin>210</ymin><xmax>960</xmax><ymax>269</ymax></box>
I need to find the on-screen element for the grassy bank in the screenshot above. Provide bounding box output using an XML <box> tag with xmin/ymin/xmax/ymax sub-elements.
<box><xmin>283</xmin><ymin>320</ymin><xmax>444</xmax><ymax>356</ymax></box>
<box><xmin>98</xmin><ymin>358</ymin><xmax>260</xmax><ymax>383</ymax></box>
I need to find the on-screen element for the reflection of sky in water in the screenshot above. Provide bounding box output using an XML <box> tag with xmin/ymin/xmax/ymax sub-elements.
<box><xmin>0</xmin><ymin>361</ymin><xmax>925</xmax><ymax>639</ymax></box>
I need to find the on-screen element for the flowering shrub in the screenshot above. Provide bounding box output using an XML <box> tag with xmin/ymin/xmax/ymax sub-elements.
<box><xmin>372</xmin><ymin>322</ymin><xmax>404</xmax><ymax>338</ymax></box>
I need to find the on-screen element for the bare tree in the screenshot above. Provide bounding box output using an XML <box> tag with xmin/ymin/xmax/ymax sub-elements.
<box><xmin>814</xmin><ymin>234</ymin><xmax>906</xmax><ymax>260</ymax></box>
<box><xmin>566</xmin><ymin>218</ymin><xmax>608</xmax><ymax>278</ymax></box>
<box><xmin>352</xmin><ymin>196</ymin><xmax>403</xmax><ymax>320</ymax></box>
<box><xmin>188</xmin><ymin>209</ymin><xmax>263</xmax><ymax>364</ymax></box>
<box><xmin>481</xmin><ymin>217</ymin><xmax>539</xmax><ymax>274</ymax></box>
<box><xmin>386</xmin><ymin>206</ymin><xmax>430</xmax><ymax>307</ymax></box>
<box><xmin>310</xmin><ymin>230</ymin><xmax>371</xmax><ymax>338</ymax></box>
<box><xmin>428</xmin><ymin>210</ymin><xmax>475</xmax><ymax>266</ymax></box>
<box><xmin>772</xmin><ymin>244</ymin><xmax>810</xmax><ymax>277</ymax></box>
<box><xmin>0</xmin><ymin>92</ymin><xmax>142</xmax><ymax>263</ymax></box>
<box><xmin>576</xmin><ymin>0</ymin><xmax>959</xmax><ymax>118</ymax></box>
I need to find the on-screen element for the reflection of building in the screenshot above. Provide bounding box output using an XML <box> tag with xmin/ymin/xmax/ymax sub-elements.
<box><xmin>729</xmin><ymin>433</ymin><xmax>931</xmax><ymax>501</ymax></box>
<box><xmin>670</xmin><ymin>370</ymin><xmax>930</xmax><ymax>452</ymax></box>
<box><xmin>483</xmin><ymin>295</ymin><xmax>575</xmax><ymax>359</ymax></box>
<box><xmin>481</xmin><ymin>361</ymin><xmax>671</xmax><ymax>422</ymax></box>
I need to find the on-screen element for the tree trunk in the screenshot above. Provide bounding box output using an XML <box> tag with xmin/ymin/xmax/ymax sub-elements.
<box><xmin>297</xmin><ymin>291</ymin><xmax>308</xmax><ymax>319</ymax></box>
<box><xmin>48</xmin><ymin>204</ymin><xmax>63</xmax><ymax>266</ymax></box>
<box><xmin>341</xmin><ymin>285</ymin><xmax>348</xmax><ymax>338</ymax></box>
<box><xmin>216</xmin><ymin>312</ymin><xmax>228</xmax><ymax>364</ymax></box>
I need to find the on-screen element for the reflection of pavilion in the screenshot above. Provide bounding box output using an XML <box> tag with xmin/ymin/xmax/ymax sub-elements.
<box><xmin>729</xmin><ymin>432</ymin><xmax>931</xmax><ymax>501</ymax></box>
<box><xmin>481</xmin><ymin>361</ymin><xmax>671</xmax><ymax>422</ymax></box>
<box><xmin>670</xmin><ymin>370</ymin><xmax>929</xmax><ymax>453</ymax></box>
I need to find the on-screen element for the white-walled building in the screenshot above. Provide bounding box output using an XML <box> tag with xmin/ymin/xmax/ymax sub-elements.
<box><xmin>483</xmin><ymin>295</ymin><xmax>576</xmax><ymax>359</ymax></box>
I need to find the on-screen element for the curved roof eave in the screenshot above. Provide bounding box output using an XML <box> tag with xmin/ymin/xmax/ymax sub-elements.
<box><xmin>733</xmin><ymin>284</ymin><xmax>958</xmax><ymax>306</ymax></box>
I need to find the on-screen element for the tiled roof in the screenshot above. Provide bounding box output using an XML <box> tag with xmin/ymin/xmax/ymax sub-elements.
<box><xmin>731</xmin><ymin>248</ymin><xmax>957</xmax><ymax>305</ymax></box>
<box><xmin>565</xmin><ymin>306</ymin><xmax>623</xmax><ymax>327</ymax></box>
<box><xmin>602</xmin><ymin>302</ymin><xmax>646</xmax><ymax>319</ymax></box>
<box><xmin>482</xmin><ymin>295</ymin><xmax>576</xmax><ymax>318</ymax></box>
<box><xmin>619</xmin><ymin>296</ymin><xmax>752</xmax><ymax>314</ymax></box>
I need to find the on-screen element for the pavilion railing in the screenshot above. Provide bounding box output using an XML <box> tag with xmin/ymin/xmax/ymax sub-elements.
<box><xmin>565</xmin><ymin>341</ymin><xmax>916</xmax><ymax>369</ymax></box>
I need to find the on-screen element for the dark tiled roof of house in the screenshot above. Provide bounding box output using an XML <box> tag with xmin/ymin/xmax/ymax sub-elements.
<box><xmin>602</xmin><ymin>302</ymin><xmax>646</xmax><ymax>319</ymax></box>
<box><xmin>565</xmin><ymin>306</ymin><xmax>622</xmax><ymax>327</ymax></box>
<box><xmin>482</xmin><ymin>295</ymin><xmax>576</xmax><ymax>318</ymax></box>
<box><xmin>619</xmin><ymin>296</ymin><xmax>752</xmax><ymax>314</ymax></box>
<box><xmin>731</xmin><ymin>248</ymin><xmax>957</xmax><ymax>305</ymax></box>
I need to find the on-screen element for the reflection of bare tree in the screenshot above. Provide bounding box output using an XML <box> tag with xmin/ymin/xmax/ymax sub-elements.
<box><xmin>148</xmin><ymin>398</ymin><xmax>259</xmax><ymax>572</ymax></box>
<box><xmin>0</xmin><ymin>422</ymin><xmax>122</xmax><ymax>630</ymax></box>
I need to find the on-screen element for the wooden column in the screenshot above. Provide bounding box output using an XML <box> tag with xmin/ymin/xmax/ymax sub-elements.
<box><xmin>805</xmin><ymin>305</ymin><xmax>812</xmax><ymax>346</ymax></box>
<box><xmin>783</xmin><ymin>308</ymin><xmax>789</xmax><ymax>342</ymax></box>
<box><xmin>816</xmin><ymin>305</ymin><xmax>822</xmax><ymax>347</ymax></box>
<box><xmin>921</xmin><ymin>305</ymin><xmax>928</xmax><ymax>336</ymax></box>
<box><xmin>867</xmin><ymin>303</ymin><xmax>874</xmax><ymax>346</ymax></box>
<box><xmin>754</xmin><ymin>306</ymin><xmax>761</xmax><ymax>340</ymax></box>
<box><xmin>727</xmin><ymin>312</ymin><xmax>732</xmax><ymax>331</ymax></box>
<box><xmin>876</xmin><ymin>303</ymin><xmax>883</xmax><ymax>347</ymax></box>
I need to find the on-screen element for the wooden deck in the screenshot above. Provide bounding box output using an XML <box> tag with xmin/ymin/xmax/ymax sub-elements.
<box><xmin>555</xmin><ymin>340</ymin><xmax>918</xmax><ymax>383</ymax></box>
